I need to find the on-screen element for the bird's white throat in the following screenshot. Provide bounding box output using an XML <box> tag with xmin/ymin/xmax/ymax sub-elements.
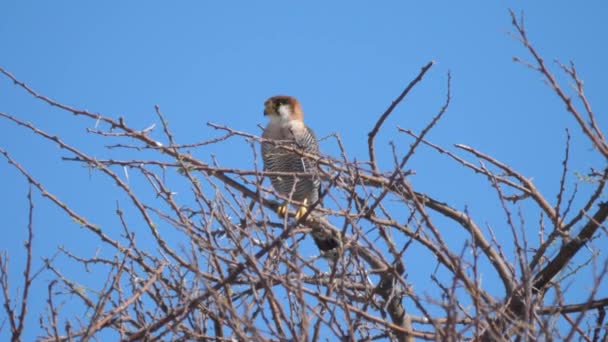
<box><xmin>268</xmin><ymin>105</ymin><xmax>293</xmax><ymax>126</ymax></box>
<box><xmin>277</xmin><ymin>105</ymin><xmax>293</xmax><ymax>120</ymax></box>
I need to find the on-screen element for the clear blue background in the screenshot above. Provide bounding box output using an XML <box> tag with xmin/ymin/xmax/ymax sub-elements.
<box><xmin>1</xmin><ymin>2</ymin><xmax>606</xmax><ymax>339</ymax></box>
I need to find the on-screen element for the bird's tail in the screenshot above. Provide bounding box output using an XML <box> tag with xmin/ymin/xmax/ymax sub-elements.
<box><xmin>309</xmin><ymin>214</ymin><xmax>342</xmax><ymax>260</ymax></box>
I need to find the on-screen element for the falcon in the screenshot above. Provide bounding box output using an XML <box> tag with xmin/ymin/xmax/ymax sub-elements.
<box><xmin>262</xmin><ymin>95</ymin><xmax>320</xmax><ymax>219</ymax></box>
<box><xmin>261</xmin><ymin>95</ymin><xmax>340</xmax><ymax>254</ymax></box>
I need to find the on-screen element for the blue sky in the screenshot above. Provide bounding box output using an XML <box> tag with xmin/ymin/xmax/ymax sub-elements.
<box><xmin>1</xmin><ymin>2</ymin><xmax>607</xmax><ymax>339</ymax></box>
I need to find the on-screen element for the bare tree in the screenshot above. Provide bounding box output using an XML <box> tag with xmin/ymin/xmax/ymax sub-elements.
<box><xmin>1</xmin><ymin>11</ymin><xmax>606</xmax><ymax>341</ymax></box>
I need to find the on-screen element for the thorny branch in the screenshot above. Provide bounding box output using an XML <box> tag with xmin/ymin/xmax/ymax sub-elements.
<box><xmin>0</xmin><ymin>11</ymin><xmax>607</xmax><ymax>341</ymax></box>
<box><xmin>367</xmin><ymin>60</ymin><xmax>435</xmax><ymax>173</ymax></box>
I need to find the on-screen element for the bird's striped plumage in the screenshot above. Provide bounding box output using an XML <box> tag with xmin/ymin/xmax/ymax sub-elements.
<box><xmin>262</xmin><ymin>123</ymin><xmax>320</xmax><ymax>204</ymax></box>
<box><xmin>261</xmin><ymin>95</ymin><xmax>339</xmax><ymax>257</ymax></box>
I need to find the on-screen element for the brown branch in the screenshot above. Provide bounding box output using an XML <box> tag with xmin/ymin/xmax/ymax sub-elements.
<box><xmin>533</xmin><ymin>202</ymin><xmax>608</xmax><ymax>292</ymax></box>
<box><xmin>541</xmin><ymin>297</ymin><xmax>608</xmax><ymax>315</ymax></box>
<box><xmin>367</xmin><ymin>60</ymin><xmax>435</xmax><ymax>172</ymax></box>
<box><xmin>556</xmin><ymin>60</ymin><xmax>605</xmax><ymax>143</ymax></box>
<box><xmin>15</xmin><ymin>186</ymin><xmax>35</xmax><ymax>340</ymax></box>
<box><xmin>563</xmin><ymin>167</ymin><xmax>608</xmax><ymax>232</ymax></box>
<box><xmin>366</xmin><ymin>72</ymin><xmax>451</xmax><ymax>216</ymax></box>
<box><xmin>455</xmin><ymin>144</ymin><xmax>558</xmax><ymax>227</ymax></box>
<box><xmin>2</xmin><ymin>16</ymin><xmax>607</xmax><ymax>338</ymax></box>
<box><xmin>509</xmin><ymin>10</ymin><xmax>608</xmax><ymax>158</ymax></box>
<box><xmin>530</xmin><ymin>130</ymin><xmax>573</xmax><ymax>270</ymax></box>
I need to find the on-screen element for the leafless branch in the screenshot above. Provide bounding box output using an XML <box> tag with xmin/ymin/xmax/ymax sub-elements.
<box><xmin>0</xmin><ymin>11</ymin><xmax>606</xmax><ymax>340</ymax></box>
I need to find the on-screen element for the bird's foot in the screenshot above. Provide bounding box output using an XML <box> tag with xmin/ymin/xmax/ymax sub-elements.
<box><xmin>277</xmin><ymin>202</ymin><xmax>288</xmax><ymax>216</ymax></box>
<box><xmin>295</xmin><ymin>198</ymin><xmax>309</xmax><ymax>220</ymax></box>
<box><xmin>277</xmin><ymin>199</ymin><xmax>309</xmax><ymax>219</ymax></box>
<box><xmin>295</xmin><ymin>206</ymin><xmax>308</xmax><ymax>220</ymax></box>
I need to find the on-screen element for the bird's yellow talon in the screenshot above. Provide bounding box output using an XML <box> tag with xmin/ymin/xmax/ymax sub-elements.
<box><xmin>295</xmin><ymin>206</ymin><xmax>308</xmax><ymax>220</ymax></box>
<box><xmin>295</xmin><ymin>198</ymin><xmax>309</xmax><ymax>219</ymax></box>
<box><xmin>277</xmin><ymin>203</ymin><xmax>288</xmax><ymax>216</ymax></box>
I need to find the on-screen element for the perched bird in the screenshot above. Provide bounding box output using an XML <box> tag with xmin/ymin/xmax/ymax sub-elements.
<box><xmin>262</xmin><ymin>95</ymin><xmax>320</xmax><ymax>218</ymax></box>
<box><xmin>261</xmin><ymin>95</ymin><xmax>340</xmax><ymax>254</ymax></box>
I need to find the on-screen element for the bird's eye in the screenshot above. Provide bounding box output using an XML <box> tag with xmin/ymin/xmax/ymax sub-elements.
<box><xmin>274</xmin><ymin>100</ymin><xmax>286</xmax><ymax>110</ymax></box>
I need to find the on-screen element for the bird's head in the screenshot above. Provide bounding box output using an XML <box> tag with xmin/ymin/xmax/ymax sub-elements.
<box><xmin>264</xmin><ymin>95</ymin><xmax>304</xmax><ymax>123</ymax></box>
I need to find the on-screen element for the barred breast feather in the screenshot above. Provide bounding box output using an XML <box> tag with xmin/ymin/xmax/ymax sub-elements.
<box><xmin>262</xmin><ymin>123</ymin><xmax>320</xmax><ymax>204</ymax></box>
